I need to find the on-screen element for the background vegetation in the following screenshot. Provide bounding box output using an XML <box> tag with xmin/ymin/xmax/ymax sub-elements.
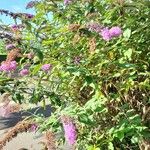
<box><xmin>0</xmin><ymin>0</ymin><xmax>150</xmax><ymax>149</ymax></box>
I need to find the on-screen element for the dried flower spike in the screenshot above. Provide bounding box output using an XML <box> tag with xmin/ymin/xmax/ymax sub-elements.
<box><xmin>44</xmin><ymin>131</ymin><xmax>56</xmax><ymax>150</ymax></box>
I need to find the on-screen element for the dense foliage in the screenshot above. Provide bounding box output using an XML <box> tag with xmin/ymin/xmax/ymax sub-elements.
<box><xmin>0</xmin><ymin>0</ymin><xmax>150</xmax><ymax>149</ymax></box>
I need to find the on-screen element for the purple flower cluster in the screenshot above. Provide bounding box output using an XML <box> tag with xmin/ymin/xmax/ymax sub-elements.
<box><xmin>6</xmin><ymin>44</ymin><xmax>16</xmax><ymax>50</ymax></box>
<box><xmin>74</xmin><ymin>56</ymin><xmax>81</xmax><ymax>65</ymax></box>
<box><xmin>20</xmin><ymin>69</ymin><xmax>29</xmax><ymax>76</ymax></box>
<box><xmin>0</xmin><ymin>61</ymin><xmax>17</xmax><ymax>72</ymax></box>
<box><xmin>11</xmin><ymin>25</ymin><xmax>19</xmax><ymax>31</ymax></box>
<box><xmin>41</xmin><ymin>64</ymin><xmax>52</xmax><ymax>72</ymax></box>
<box><xmin>100</xmin><ymin>26</ymin><xmax>122</xmax><ymax>41</ymax></box>
<box><xmin>64</xmin><ymin>0</ymin><xmax>73</xmax><ymax>5</ymax></box>
<box><xmin>109</xmin><ymin>26</ymin><xmax>122</xmax><ymax>37</ymax></box>
<box><xmin>29</xmin><ymin>123</ymin><xmax>38</xmax><ymax>132</ymax></box>
<box><xmin>87</xmin><ymin>22</ymin><xmax>103</xmax><ymax>33</ymax></box>
<box><xmin>24</xmin><ymin>13</ymin><xmax>34</xmax><ymax>19</ymax></box>
<box><xmin>87</xmin><ymin>23</ymin><xmax>122</xmax><ymax>41</ymax></box>
<box><xmin>0</xmin><ymin>62</ymin><xmax>52</xmax><ymax>75</ymax></box>
<box><xmin>26</xmin><ymin>1</ymin><xmax>38</xmax><ymax>9</ymax></box>
<box><xmin>0</xmin><ymin>9</ymin><xmax>34</xmax><ymax>20</ymax></box>
<box><xmin>100</xmin><ymin>27</ymin><xmax>112</xmax><ymax>41</ymax></box>
<box><xmin>61</xmin><ymin>116</ymin><xmax>77</xmax><ymax>145</ymax></box>
<box><xmin>11</xmin><ymin>24</ymin><xmax>24</xmax><ymax>31</ymax></box>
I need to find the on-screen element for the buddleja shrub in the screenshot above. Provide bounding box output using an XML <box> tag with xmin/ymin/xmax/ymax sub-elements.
<box><xmin>0</xmin><ymin>0</ymin><xmax>150</xmax><ymax>149</ymax></box>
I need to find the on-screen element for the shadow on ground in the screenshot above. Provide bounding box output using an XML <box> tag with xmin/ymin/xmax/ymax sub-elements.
<box><xmin>0</xmin><ymin>105</ymin><xmax>51</xmax><ymax>130</ymax></box>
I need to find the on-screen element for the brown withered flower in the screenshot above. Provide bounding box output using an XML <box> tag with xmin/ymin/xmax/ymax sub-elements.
<box><xmin>0</xmin><ymin>120</ymin><xmax>33</xmax><ymax>149</ymax></box>
<box><xmin>117</xmin><ymin>0</ymin><xmax>124</xmax><ymax>5</ymax></box>
<box><xmin>6</xmin><ymin>48</ymin><xmax>22</xmax><ymax>62</ymax></box>
<box><xmin>44</xmin><ymin>131</ymin><xmax>56</xmax><ymax>150</ymax></box>
<box><xmin>88</xmin><ymin>37</ymin><xmax>96</xmax><ymax>54</ymax></box>
<box><xmin>68</xmin><ymin>24</ymin><xmax>80</xmax><ymax>32</ymax></box>
<box><xmin>86</xmin><ymin>12</ymin><xmax>99</xmax><ymax>19</ymax></box>
<box><xmin>72</xmin><ymin>34</ymin><xmax>81</xmax><ymax>45</ymax></box>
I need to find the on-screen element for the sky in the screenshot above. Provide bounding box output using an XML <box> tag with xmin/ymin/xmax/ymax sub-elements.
<box><xmin>0</xmin><ymin>0</ymin><xmax>34</xmax><ymax>24</ymax></box>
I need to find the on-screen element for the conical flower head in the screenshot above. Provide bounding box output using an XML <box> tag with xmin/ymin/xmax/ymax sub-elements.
<box><xmin>61</xmin><ymin>115</ymin><xmax>77</xmax><ymax>145</ymax></box>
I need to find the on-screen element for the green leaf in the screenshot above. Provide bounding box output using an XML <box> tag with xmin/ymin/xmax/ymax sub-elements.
<box><xmin>87</xmin><ymin>145</ymin><xmax>100</xmax><ymax>150</ymax></box>
<box><xmin>117</xmin><ymin>63</ymin><xmax>136</xmax><ymax>68</ymax></box>
<box><xmin>36</xmin><ymin>49</ymin><xmax>44</xmax><ymax>61</ymax></box>
<box><xmin>108</xmin><ymin>142</ymin><xmax>114</xmax><ymax>150</ymax></box>
<box><xmin>124</xmin><ymin>48</ymin><xmax>132</xmax><ymax>60</ymax></box>
<box><xmin>32</xmin><ymin>64</ymin><xmax>42</xmax><ymax>75</ymax></box>
<box><xmin>114</xmin><ymin>131</ymin><xmax>124</xmax><ymax>141</ymax></box>
<box><xmin>123</xmin><ymin>28</ymin><xmax>131</xmax><ymax>40</ymax></box>
<box><xmin>0</xmin><ymin>77</ymin><xmax>13</xmax><ymax>82</ymax></box>
<box><xmin>131</xmin><ymin>136</ymin><xmax>139</xmax><ymax>143</ymax></box>
<box><xmin>85</xmin><ymin>76</ymin><xmax>93</xmax><ymax>84</ymax></box>
<box><xmin>78</xmin><ymin>113</ymin><xmax>95</xmax><ymax>125</ymax></box>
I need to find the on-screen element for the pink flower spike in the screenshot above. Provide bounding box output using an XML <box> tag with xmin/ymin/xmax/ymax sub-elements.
<box><xmin>64</xmin><ymin>0</ymin><xmax>72</xmax><ymax>5</ymax></box>
<box><xmin>11</xmin><ymin>25</ymin><xmax>19</xmax><ymax>31</ymax></box>
<box><xmin>61</xmin><ymin>116</ymin><xmax>77</xmax><ymax>145</ymax></box>
<box><xmin>109</xmin><ymin>26</ymin><xmax>122</xmax><ymax>37</ymax></box>
<box><xmin>63</xmin><ymin>123</ymin><xmax>77</xmax><ymax>145</ymax></box>
<box><xmin>41</xmin><ymin>64</ymin><xmax>52</xmax><ymax>72</ymax></box>
<box><xmin>0</xmin><ymin>61</ymin><xmax>17</xmax><ymax>72</ymax></box>
<box><xmin>100</xmin><ymin>27</ymin><xmax>112</xmax><ymax>41</ymax></box>
<box><xmin>26</xmin><ymin>1</ymin><xmax>38</xmax><ymax>9</ymax></box>
<box><xmin>6</xmin><ymin>44</ymin><xmax>16</xmax><ymax>50</ymax></box>
<box><xmin>29</xmin><ymin>124</ymin><xmax>38</xmax><ymax>132</ymax></box>
<box><xmin>10</xmin><ymin>61</ymin><xmax>17</xmax><ymax>71</ymax></box>
<box><xmin>20</xmin><ymin>69</ymin><xmax>29</xmax><ymax>76</ymax></box>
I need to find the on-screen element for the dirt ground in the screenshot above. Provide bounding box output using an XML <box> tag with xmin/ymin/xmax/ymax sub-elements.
<box><xmin>0</xmin><ymin>130</ymin><xmax>44</xmax><ymax>150</ymax></box>
<box><xmin>0</xmin><ymin>104</ymin><xmax>51</xmax><ymax>150</ymax></box>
